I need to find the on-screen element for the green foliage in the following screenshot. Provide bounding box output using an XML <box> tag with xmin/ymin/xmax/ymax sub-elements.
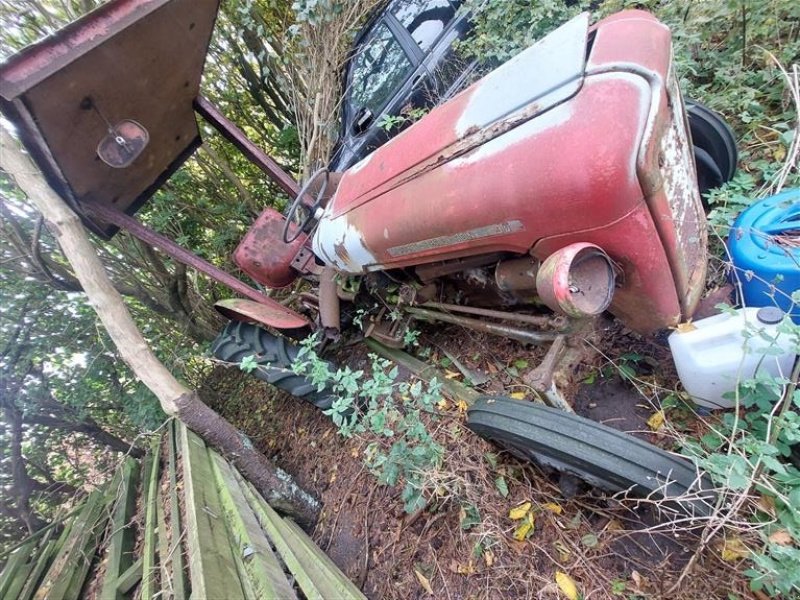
<box><xmin>684</xmin><ymin>316</ymin><xmax>800</xmax><ymax>595</ymax></box>
<box><xmin>293</xmin><ymin>336</ymin><xmax>444</xmax><ymax>513</ymax></box>
<box><xmin>377</xmin><ymin>107</ymin><xmax>428</xmax><ymax>133</ymax></box>
<box><xmin>459</xmin><ymin>0</ymin><xmax>586</xmax><ymax>64</ymax></box>
<box><xmin>239</xmin><ymin>354</ymin><xmax>259</xmax><ymax>373</ymax></box>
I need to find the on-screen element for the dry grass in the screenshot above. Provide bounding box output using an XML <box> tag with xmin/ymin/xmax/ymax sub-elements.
<box><xmin>283</xmin><ymin>1</ymin><xmax>383</xmax><ymax>177</ymax></box>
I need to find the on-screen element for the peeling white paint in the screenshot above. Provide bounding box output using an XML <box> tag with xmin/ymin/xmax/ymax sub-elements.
<box><xmin>455</xmin><ymin>13</ymin><xmax>588</xmax><ymax>136</ymax></box>
<box><xmin>661</xmin><ymin>75</ymin><xmax>703</xmax><ymax>248</ymax></box>
<box><xmin>312</xmin><ymin>213</ymin><xmax>378</xmax><ymax>274</ymax></box>
<box><xmin>346</xmin><ymin>150</ymin><xmax>374</xmax><ymax>175</ymax></box>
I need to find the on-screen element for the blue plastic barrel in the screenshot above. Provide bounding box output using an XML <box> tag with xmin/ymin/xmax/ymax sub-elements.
<box><xmin>728</xmin><ymin>188</ymin><xmax>800</xmax><ymax>322</ymax></box>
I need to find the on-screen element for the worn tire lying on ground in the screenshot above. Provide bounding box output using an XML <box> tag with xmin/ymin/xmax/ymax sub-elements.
<box><xmin>211</xmin><ymin>321</ymin><xmax>335</xmax><ymax>410</ymax></box>
<box><xmin>467</xmin><ymin>397</ymin><xmax>714</xmax><ymax>517</ymax></box>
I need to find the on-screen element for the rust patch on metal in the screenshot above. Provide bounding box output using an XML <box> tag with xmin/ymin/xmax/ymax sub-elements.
<box><xmin>234</xmin><ymin>207</ymin><xmax>306</xmax><ymax>289</ymax></box>
<box><xmin>214</xmin><ymin>298</ymin><xmax>310</xmax><ymax>330</ymax></box>
<box><xmin>535</xmin><ymin>243</ymin><xmax>615</xmax><ymax>318</ymax></box>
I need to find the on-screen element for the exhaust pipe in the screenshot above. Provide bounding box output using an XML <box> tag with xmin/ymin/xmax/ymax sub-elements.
<box><xmin>318</xmin><ymin>267</ymin><xmax>341</xmax><ymax>338</ymax></box>
<box><xmin>535</xmin><ymin>243</ymin><xmax>616</xmax><ymax>318</ymax></box>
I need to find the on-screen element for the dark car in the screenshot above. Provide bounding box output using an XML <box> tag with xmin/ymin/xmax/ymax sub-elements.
<box><xmin>330</xmin><ymin>0</ymin><xmax>474</xmax><ymax>172</ymax></box>
<box><xmin>331</xmin><ymin>1</ymin><xmax>737</xmax><ymax>196</ymax></box>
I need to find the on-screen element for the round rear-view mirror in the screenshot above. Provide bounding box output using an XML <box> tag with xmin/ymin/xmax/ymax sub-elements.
<box><xmin>96</xmin><ymin>119</ymin><xmax>149</xmax><ymax>168</ymax></box>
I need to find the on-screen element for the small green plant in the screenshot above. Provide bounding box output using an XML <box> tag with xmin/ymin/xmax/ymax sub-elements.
<box><xmin>610</xmin><ymin>579</ymin><xmax>627</xmax><ymax>595</ymax></box>
<box><xmin>293</xmin><ymin>335</ymin><xmax>444</xmax><ymax>512</ymax></box>
<box><xmin>377</xmin><ymin>106</ymin><xmax>428</xmax><ymax>132</ymax></box>
<box><xmin>239</xmin><ymin>354</ymin><xmax>258</xmax><ymax>373</ymax></box>
<box><xmin>402</xmin><ymin>327</ymin><xmax>420</xmax><ymax>348</ymax></box>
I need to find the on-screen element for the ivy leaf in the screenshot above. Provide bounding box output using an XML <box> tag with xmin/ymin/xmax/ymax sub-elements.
<box><xmin>494</xmin><ymin>476</ymin><xmax>509</xmax><ymax>497</ymax></box>
<box><xmin>460</xmin><ymin>504</ymin><xmax>481</xmax><ymax>530</ymax></box>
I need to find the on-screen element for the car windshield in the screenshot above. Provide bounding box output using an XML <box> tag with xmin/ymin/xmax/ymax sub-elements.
<box><xmin>393</xmin><ymin>0</ymin><xmax>456</xmax><ymax>52</ymax></box>
<box><xmin>348</xmin><ymin>22</ymin><xmax>414</xmax><ymax>117</ymax></box>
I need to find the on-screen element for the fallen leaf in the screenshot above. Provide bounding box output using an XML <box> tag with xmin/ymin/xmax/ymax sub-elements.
<box><xmin>455</xmin><ymin>399</ymin><xmax>469</xmax><ymax>413</ymax></box>
<box><xmin>674</xmin><ymin>321</ymin><xmax>697</xmax><ymax>333</ymax></box>
<box><xmin>437</xmin><ymin>398</ymin><xmax>450</xmax><ymax>410</ymax></box>
<box><xmin>543</xmin><ymin>502</ymin><xmax>563</xmax><ymax>515</ymax></box>
<box><xmin>483</xmin><ymin>548</ymin><xmax>495</xmax><ymax>567</ymax></box>
<box><xmin>646</xmin><ymin>410</ymin><xmax>665</xmax><ymax>431</ymax></box>
<box><xmin>444</xmin><ymin>369</ymin><xmax>461</xmax><ymax>379</ymax></box>
<box><xmin>630</xmin><ymin>570</ymin><xmax>647</xmax><ymax>593</ymax></box>
<box><xmin>604</xmin><ymin>518</ymin><xmax>623</xmax><ymax>532</ymax></box>
<box><xmin>581</xmin><ymin>533</ymin><xmax>599</xmax><ymax>548</ymax></box>
<box><xmin>555</xmin><ymin>571</ymin><xmax>580</xmax><ymax>600</ymax></box>
<box><xmin>509</xmin><ymin>501</ymin><xmax>532</xmax><ymax>520</ymax></box>
<box><xmin>718</xmin><ymin>536</ymin><xmax>749</xmax><ymax>561</ymax></box>
<box><xmin>554</xmin><ymin>540</ymin><xmax>570</xmax><ymax>562</ymax></box>
<box><xmin>774</xmin><ymin>145</ymin><xmax>787</xmax><ymax>162</ymax></box>
<box><xmin>414</xmin><ymin>569</ymin><xmax>434</xmax><ymax>595</ymax></box>
<box><xmin>757</xmin><ymin>494</ymin><xmax>776</xmax><ymax>516</ymax></box>
<box><xmin>513</xmin><ymin>517</ymin><xmax>534</xmax><ymax>541</ymax></box>
<box><xmin>768</xmin><ymin>530</ymin><xmax>793</xmax><ymax>546</ymax></box>
<box><xmin>450</xmin><ymin>560</ymin><xmax>475</xmax><ymax>575</ymax></box>
<box><xmin>510</xmin><ymin>391</ymin><xmax>526</xmax><ymax>400</ymax></box>
<box><xmin>495</xmin><ymin>476</ymin><xmax>509</xmax><ymax>497</ymax></box>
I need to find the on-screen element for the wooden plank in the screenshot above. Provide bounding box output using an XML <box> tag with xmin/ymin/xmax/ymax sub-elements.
<box><xmin>6</xmin><ymin>545</ymin><xmax>38</xmax><ymax>600</ymax></box>
<box><xmin>168</xmin><ymin>420</ymin><xmax>187</xmax><ymax>600</ymax></box>
<box><xmin>18</xmin><ymin>537</ymin><xmax>56</xmax><ymax>600</ymax></box>
<box><xmin>141</xmin><ymin>441</ymin><xmax>161</xmax><ymax>599</ymax></box>
<box><xmin>0</xmin><ymin>537</ymin><xmax>36</xmax><ymax>599</ymax></box>
<box><xmin>364</xmin><ymin>338</ymin><xmax>480</xmax><ymax>403</ymax></box>
<box><xmin>34</xmin><ymin>487</ymin><xmax>108</xmax><ymax>600</ymax></box>
<box><xmin>157</xmin><ymin>493</ymin><xmax>172</xmax><ymax>599</ymax></box>
<box><xmin>26</xmin><ymin>505</ymin><xmax>76</xmax><ymax>600</ymax></box>
<box><xmin>209</xmin><ymin>451</ymin><xmax>296</xmax><ymax>600</ymax></box>
<box><xmin>179</xmin><ymin>422</ymin><xmax>243</xmax><ymax>600</ymax></box>
<box><xmin>99</xmin><ymin>457</ymin><xmax>139</xmax><ymax>600</ymax></box>
<box><xmin>238</xmin><ymin>475</ymin><xmax>366</xmax><ymax>600</ymax></box>
<box><xmin>116</xmin><ymin>557</ymin><xmax>142</xmax><ymax>595</ymax></box>
<box><xmin>63</xmin><ymin>483</ymin><xmax>117</xmax><ymax>600</ymax></box>
<box><xmin>0</xmin><ymin>501</ymin><xmax>84</xmax><ymax>563</ymax></box>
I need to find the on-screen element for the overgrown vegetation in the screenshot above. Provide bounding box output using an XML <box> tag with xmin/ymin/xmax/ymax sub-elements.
<box><xmin>1</xmin><ymin>0</ymin><xmax>799</xmax><ymax>595</ymax></box>
<box><xmin>686</xmin><ymin>316</ymin><xmax>800</xmax><ymax>595</ymax></box>
<box><xmin>293</xmin><ymin>336</ymin><xmax>446</xmax><ymax>513</ymax></box>
<box><xmin>407</xmin><ymin>0</ymin><xmax>800</xmax><ymax>595</ymax></box>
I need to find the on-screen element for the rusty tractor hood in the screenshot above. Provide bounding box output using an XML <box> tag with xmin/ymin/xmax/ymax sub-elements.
<box><xmin>0</xmin><ymin>0</ymin><xmax>221</xmax><ymax>238</ymax></box>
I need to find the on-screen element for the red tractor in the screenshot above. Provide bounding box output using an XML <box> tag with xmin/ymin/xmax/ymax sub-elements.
<box><xmin>0</xmin><ymin>1</ymin><xmax>714</xmax><ymax>514</ymax></box>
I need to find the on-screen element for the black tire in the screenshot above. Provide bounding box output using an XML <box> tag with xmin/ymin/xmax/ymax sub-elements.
<box><xmin>687</xmin><ymin>98</ymin><xmax>738</xmax><ymax>197</ymax></box>
<box><xmin>211</xmin><ymin>321</ymin><xmax>335</xmax><ymax>410</ymax></box>
<box><xmin>467</xmin><ymin>397</ymin><xmax>714</xmax><ymax>517</ymax></box>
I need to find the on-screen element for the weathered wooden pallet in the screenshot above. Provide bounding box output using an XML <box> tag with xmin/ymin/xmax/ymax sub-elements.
<box><xmin>4</xmin><ymin>420</ymin><xmax>365</xmax><ymax>600</ymax></box>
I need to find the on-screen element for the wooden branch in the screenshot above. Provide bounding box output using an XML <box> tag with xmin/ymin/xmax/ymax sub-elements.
<box><xmin>0</xmin><ymin>128</ymin><xmax>320</xmax><ymax>525</ymax></box>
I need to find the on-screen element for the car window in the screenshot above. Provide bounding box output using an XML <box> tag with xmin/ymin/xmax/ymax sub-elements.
<box><xmin>348</xmin><ymin>21</ymin><xmax>415</xmax><ymax>117</ymax></box>
<box><xmin>393</xmin><ymin>0</ymin><xmax>457</xmax><ymax>52</ymax></box>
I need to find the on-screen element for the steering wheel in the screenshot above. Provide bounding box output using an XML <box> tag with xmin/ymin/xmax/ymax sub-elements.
<box><xmin>282</xmin><ymin>168</ymin><xmax>329</xmax><ymax>244</ymax></box>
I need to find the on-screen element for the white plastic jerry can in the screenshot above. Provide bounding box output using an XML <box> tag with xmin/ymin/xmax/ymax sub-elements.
<box><xmin>668</xmin><ymin>306</ymin><xmax>797</xmax><ymax>409</ymax></box>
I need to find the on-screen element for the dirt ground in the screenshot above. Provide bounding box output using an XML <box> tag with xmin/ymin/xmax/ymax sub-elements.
<box><xmin>203</xmin><ymin>322</ymin><xmax>751</xmax><ymax>600</ymax></box>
